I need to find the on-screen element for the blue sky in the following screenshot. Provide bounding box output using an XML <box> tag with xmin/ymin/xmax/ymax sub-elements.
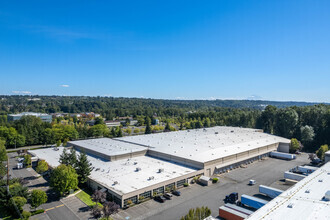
<box><xmin>0</xmin><ymin>0</ymin><xmax>330</xmax><ymax>102</ymax></box>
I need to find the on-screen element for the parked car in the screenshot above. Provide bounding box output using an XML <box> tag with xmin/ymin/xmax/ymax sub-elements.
<box><xmin>249</xmin><ymin>179</ymin><xmax>256</xmax><ymax>185</ymax></box>
<box><xmin>172</xmin><ymin>190</ymin><xmax>181</xmax><ymax>196</ymax></box>
<box><xmin>164</xmin><ymin>193</ymin><xmax>173</xmax><ymax>200</ymax></box>
<box><xmin>154</xmin><ymin>196</ymin><xmax>166</xmax><ymax>203</ymax></box>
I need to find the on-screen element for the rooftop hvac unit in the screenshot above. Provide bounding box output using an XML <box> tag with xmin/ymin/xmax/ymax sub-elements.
<box><xmin>287</xmin><ymin>203</ymin><xmax>294</xmax><ymax>208</ymax></box>
<box><xmin>136</xmin><ymin>167</ymin><xmax>141</xmax><ymax>172</ymax></box>
<box><xmin>95</xmin><ymin>168</ymin><xmax>100</xmax><ymax>171</ymax></box>
<box><xmin>325</xmin><ymin>191</ymin><xmax>330</xmax><ymax>201</ymax></box>
<box><xmin>134</xmin><ymin>162</ymin><xmax>138</xmax><ymax>165</ymax></box>
<box><xmin>113</xmin><ymin>181</ymin><xmax>118</xmax><ymax>185</ymax></box>
<box><xmin>149</xmin><ymin>176</ymin><xmax>154</xmax><ymax>180</ymax></box>
<box><xmin>158</xmin><ymin>168</ymin><xmax>164</xmax><ymax>173</ymax></box>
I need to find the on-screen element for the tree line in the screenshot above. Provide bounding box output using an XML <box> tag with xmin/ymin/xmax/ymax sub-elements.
<box><xmin>0</xmin><ymin>96</ymin><xmax>329</xmax><ymax>153</ymax></box>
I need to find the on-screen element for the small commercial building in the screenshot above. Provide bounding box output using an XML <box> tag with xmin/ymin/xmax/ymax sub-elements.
<box><xmin>8</xmin><ymin>112</ymin><xmax>52</xmax><ymax>123</ymax></box>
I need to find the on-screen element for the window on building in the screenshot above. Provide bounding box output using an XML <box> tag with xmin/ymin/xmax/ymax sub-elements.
<box><xmin>124</xmin><ymin>195</ymin><xmax>138</xmax><ymax>207</ymax></box>
<box><xmin>139</xmin><ymin>191</ymin><xmax>151</xmax><ymax>200</ymax></box>
<box><xmin>153</xmin><ymin>186</ymin><xmax>164</xmax><ymax>196</ymax></box>
<box><xmin>177</xmin><ymin>179</ymin><xmax>186</xmax><ymax>188</ymax></box>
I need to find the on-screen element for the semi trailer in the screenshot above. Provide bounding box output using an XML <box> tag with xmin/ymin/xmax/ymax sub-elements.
<box><xmin>270</xmin><ymin>151</ymin><xmax>296</xmax><ymax>160</ymax></box>
<box><xmin>224</xmin><ymin>203</ymin><xmax>254</xmax><ymax>216</ymax></box>
<box><xmin>219</xmin><ymin>206</ymin><xmax>249</xmax><ymax>220</ymax></box>
<box><xmin>284</xmin><ymin>171</ymin><xmax>306</xmax><ymax>181</ymax></box>
<box><xmin>241</xmin><ymin>194</ymin><xmax>268</xmax><ymax>209</ymax></box>
<box><xmin>259</xmin><ymin>185</ymin><xmax>284</xmax><ymax>199</ymax></box>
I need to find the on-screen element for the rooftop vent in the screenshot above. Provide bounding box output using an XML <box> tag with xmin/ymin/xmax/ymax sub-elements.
<box><xmin>135</xmin><ymin>167</ymin><xmax>141</xmax><ymax>172</ymax></box>
<box><xmin>134</xmin><ymin>162</ymin><xmax>138</xmax><ymax>165</ymax></box>
<box><xmin>95</xmin><ymin>168</ymin><xmax>100</xmax><ymax>171</ymax></box>
<box><xmin>158</xmin><ymin>168</ymin><xmax>164</xmax><ymax>173</ymax></box>
<box><xmin>305</xmin><ymin>189</ymin><xmax>310</xmax><ymax>193</ymax></box>
<box><xmin>113</xmin><ymin>181</ymin><xmax>118</xmax><ymax>185</ymax></box>
<box><xmin>319</xmin><ymin>179</ymin><xmax>323</xmax><ymax>182</ymax></box>
<box><xmin>148</xmin><ymin>176</ymin><xmax>154</xmax><ymax>180</ymax></box>
<box><xmin>215</xmin><ymin>132</ymin><xmax>218</xmax><ymax>134</ymax></box>
<box><xmin>287</xmin><ymin>203</ymin><xmax>294</xmax><ymax>208</ymax></box>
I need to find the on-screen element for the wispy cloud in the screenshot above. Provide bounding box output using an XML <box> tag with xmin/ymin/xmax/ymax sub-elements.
<box><xmin>60</xmin><ymin>85</ymin><xmax>70</xmax><ymax>88</ymax></box>
<box><xmin>12</xmin><ymin>91</ymin><xmax>31</xmax><ymax>94</ymax></box>
<box><xmin>23</xmin><ymin>25</ymin><xmax>100</xmax><ymax>41</ymax></box>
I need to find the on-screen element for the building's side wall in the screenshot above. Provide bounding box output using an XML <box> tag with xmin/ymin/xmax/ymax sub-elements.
<box><xmin>278</xmin><ymin>143</ymin><xmax>290</xmax><ymax>153</ymax></box>
<box><xmin>121</xmin><ymin>169</ymin><xmax>203</xmax><ymax>208</ymax></box>
<box><xmin>204</xmin><ymin>143</ymin><xmax>278</xmax><ymax>175</ymax></box>
<box><xmin>70</xmin><ymin>143</ymin><xmax>111</xmax><ymax>161</ymax></box>
<box><xmin>147</xmin><ymin>150</ymin><xmax>204</xmax><ymax>169</ymax></box>
<box><xmin>110</xmin><ymin>150</ymin><xmax>147</xmax><ymax>161</ymax></box>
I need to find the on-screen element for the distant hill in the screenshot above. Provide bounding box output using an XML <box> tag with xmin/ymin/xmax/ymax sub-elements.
<box><xmin>0</xmin><ymin>95</ymin><xmax>327</xmax><ymax>114</ymax></box>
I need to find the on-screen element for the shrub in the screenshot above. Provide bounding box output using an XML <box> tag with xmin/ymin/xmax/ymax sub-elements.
<box><xmin>127</xmin><ymin>200</ymin><xmax>133</xmax><ymax>205</ymax></box>
<box><xmin>22</xmin><ymin>210</ymin><xmax>31</xmax><ymax>220</ymax></box>
<box><xmin>212</xmin><ymin>178</ymin><xmax>219</xmax><ymax>183</ymax></box>
<box><xmin>183</xmin><ymin>182</ymin><xmax>189</xmax><ymax>187</ymax></box>
<box><xmin>139</xmin><ymin>196</ymin><xmax>145</xmax><ymax>200</ymax></box>
<box><xmin>24</xmin><ymin>154</ymin><xmax>32</xmax><ymax>167</ymax></box>
<box><xmin>30</xmin><ymin>189</ymin><xmax>48</xmax><ymax>210</ymax></box>
<box><xmin>36</xmin><ymin>160</ymin><xmax>48</xmax><ymax>174</ymax></box>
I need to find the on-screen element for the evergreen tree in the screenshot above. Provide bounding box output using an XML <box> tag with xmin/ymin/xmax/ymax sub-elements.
<box><xmin>116</xmin><ymin>127</ymin><xmax>123</xmax><ymax>137</ymax></box>
<box><xmin>76</xmin><ymin>151</ymin><xmax>92</xmax><ymax>184</ymax></box>
<box><xmin>59</xmin><ymin>148</ymin><xmax>69</xmax><ymax>165</ymax></box>
<box><xmin>145</xmin><ymin>117</ymin><xmax>152</xmax><ymax>134</ymax></box>
<box><xmin>164</xmin><ymin>121</ymin><xmax>171</xmax><ymax>132</ymax></box>
<box><xmin>68</xmin><ymin>148</ymin><xmax>77</xmax><ymax>168</ymax></box>
<box><xmin>0</xmin><ymin>139</ymin><xmax>7</xmax><ymax>161</ymax></box>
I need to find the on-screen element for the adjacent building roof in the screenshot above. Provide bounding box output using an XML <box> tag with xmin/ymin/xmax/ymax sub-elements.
<box><xmin>9</xmin><ymin>112</ymin><xmax>50</xmax><ymax>117</ymax></box>
<box><xmin>69</xmin><ymin>138</ymin><xmax>147</xmax><ymax>157</ymax></box>
<box><xmin>29</xmin><ymin>147</ymin><xmax>197</xmax><ymax>195</ymax></box>
<box><xmin>116</xmin><ymin>126</ymin><xmax>290</xmax><ymax>163</ymax></box>
<box><xmin>247</xmin><ymin>162</ymin><xmax>330</xmax><ymax>219</ymax></box>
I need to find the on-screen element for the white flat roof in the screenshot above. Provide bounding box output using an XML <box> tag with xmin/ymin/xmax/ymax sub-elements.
<box><xmin>29</xmin><ymin>147</ymin><xmax>197</xmax><ymax>195</ymax></box>
<box><xmin>10</xmin><ymin>112</ymin><xmax>50</xmax><ymax>117</ymax></box>
<box><xmin>69</xmin><ymin>138</ymin><xmax>147</xmax><ymax>157</ymax></box>
<box><xmin>248</xmin><ymin>162</ymin><xmax>330</xmax><ymax>220</ymax></box>
<box><xmin>116</xmin><ymin>126</ymin><xmax>290</xmax><ymax>163</ymax></box>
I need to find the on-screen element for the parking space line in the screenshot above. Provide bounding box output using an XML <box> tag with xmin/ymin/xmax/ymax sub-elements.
<box><xmin>44</xmin><ymin>204</ymin><xmax>64</xmax><ymax>212</ymax></box>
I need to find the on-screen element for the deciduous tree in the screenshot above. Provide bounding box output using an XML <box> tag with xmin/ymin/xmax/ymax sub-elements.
<box><xmin>50</xmin><ymin>164</ymin><xmax>78</xmax><ymax>196</ymax></box>
<box><xmin>30</xmin><ymin>189</ymin><xmax>48</xmax><ymax>210</ymax></box>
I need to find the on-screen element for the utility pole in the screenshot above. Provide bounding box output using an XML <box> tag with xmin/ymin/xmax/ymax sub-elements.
<box><xmin>7</xmin><ymin>156</ymin><xmax>9</xmax><ymax>187</ymax></box>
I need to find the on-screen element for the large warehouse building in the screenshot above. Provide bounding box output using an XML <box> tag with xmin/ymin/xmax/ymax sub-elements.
<box><xmin>29</xmin><ymin>126</ymin><xmax>290</xmax><ymax>208</ymax></box>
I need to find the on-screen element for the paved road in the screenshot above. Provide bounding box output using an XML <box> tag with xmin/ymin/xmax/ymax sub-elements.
<box><xmin>6</xmin><ymin>145</ymin><xmax>47</xmax><ymax>152</ymax></box>
<box><xmin>113</xmin><ymin>154</ymin><xmax>310</xmax><ymax>220</ymax></box>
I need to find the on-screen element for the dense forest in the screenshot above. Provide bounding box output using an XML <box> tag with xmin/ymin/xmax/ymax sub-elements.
<box><xmin>0</xmin><ymin>95</ymin><xmax>329</xmax><ymax>153</ymax></box>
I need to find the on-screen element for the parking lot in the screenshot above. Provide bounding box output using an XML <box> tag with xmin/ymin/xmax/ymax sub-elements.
<box><xmin>112</xmin><ymin>154</ymin><xmax>310</xmax><ymax>220</ymax></box>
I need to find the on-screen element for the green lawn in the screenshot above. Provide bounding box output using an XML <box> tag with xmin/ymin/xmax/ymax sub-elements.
<box><xmin>76</xmin><ymin>190</ymin><xmax>103</xmax><ymax>207</ymax></box>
